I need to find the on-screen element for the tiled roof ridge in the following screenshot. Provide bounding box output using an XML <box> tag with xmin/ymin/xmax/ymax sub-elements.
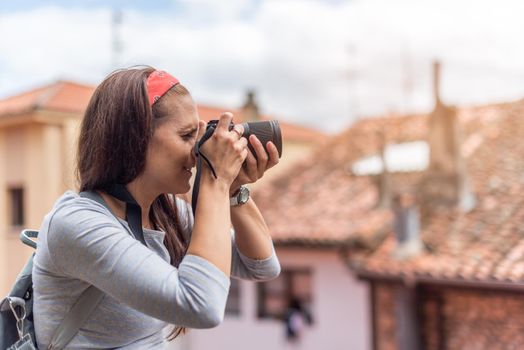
<box><xmin>0</xmin><ymin>79</ymin><xmax>97</xmax><ymax>117</ymax></box>
<box><xmin>1</xmin><ymin>79</ymin><xmax>94</xmax><ymax>102</ymax></box>
<box><xmin>354</xmin><ymin>265</ymin><xmax>524</xmax><ymax>289</ymax></box>
<box><xmin>33</xmin><ymin>81</ymin><xmax>63</xmax><ymax>110</ymax></box>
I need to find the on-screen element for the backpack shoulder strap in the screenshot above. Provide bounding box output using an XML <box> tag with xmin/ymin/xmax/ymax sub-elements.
<box><xmin>47</xmin><ymin>286</ymin><xmax>104</xmax><ymax>350</ymax></box>
<box><xmin>79</xmin><ymin>190</ymin><xmax>116</xmax><ymax>216</ymax></box>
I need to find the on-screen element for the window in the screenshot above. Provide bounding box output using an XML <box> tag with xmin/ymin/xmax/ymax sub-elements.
<box><xmin>225</xmin><ymin>278</ymin><xmax>241</xmax><ymax>316</ymax></box>
<box><xmin>8</xmin><ymin>187</ymin><xmax>25</xmax><ymax>227</ymax></box>
<box><xmin>257</xmin><ymin>268</ymin><xmax>313</xmax><ymax>321</ymax></box>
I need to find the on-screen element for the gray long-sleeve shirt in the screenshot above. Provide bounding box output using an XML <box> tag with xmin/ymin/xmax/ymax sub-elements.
<box><xmin>33</xmin><ymin>191</ymin><xmax>280</xmax><ymax>349</ymax></box>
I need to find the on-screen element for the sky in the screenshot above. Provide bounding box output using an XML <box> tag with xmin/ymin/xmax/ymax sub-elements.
<box><xmin>1</xmin><ymin>0</ymin><xmax>524</xmax><ymax>132</ymax></box>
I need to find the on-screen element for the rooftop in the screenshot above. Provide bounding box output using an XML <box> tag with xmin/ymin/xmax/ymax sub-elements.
<box><xmin>254</xmin><ymin>98</ymin><xmax>524</xmax><ymax>284</ymax></box>
<box><xmin>0</xmin><ymin>81</ymin><xmax>94</xmax><ymax>116</ymax></box>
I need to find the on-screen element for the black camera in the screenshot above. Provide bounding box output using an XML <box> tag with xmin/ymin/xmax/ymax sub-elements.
<box><xmin>205</xmin><ymin>120</ymin><xmax>283</xmax><ymax>159</ymax></box>
<box><xmin>192</xmin><ymin>119</ymin><xmax>283</xmax><ymax>216</ymax></box>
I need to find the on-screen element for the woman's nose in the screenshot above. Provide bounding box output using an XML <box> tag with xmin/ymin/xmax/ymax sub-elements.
<box><xmin>190</xmin><ymin>146</ymin><xmax>197</xmax><ymax>165</ymax></box>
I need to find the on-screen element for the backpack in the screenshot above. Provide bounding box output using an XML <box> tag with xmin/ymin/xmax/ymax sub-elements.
<box><xmin>0</xmin><ymin>229</ymin><xmax>39</xmax><ymax>349</ymax></box>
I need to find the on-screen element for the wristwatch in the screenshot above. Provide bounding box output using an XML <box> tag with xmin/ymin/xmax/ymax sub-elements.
<box><xmin>230</xmin><ymin>186</ymin><xmax>250</xmax><ymax>207</ymax></box>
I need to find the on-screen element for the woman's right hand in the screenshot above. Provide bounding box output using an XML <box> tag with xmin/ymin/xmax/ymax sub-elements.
<box><xmin>197</xmin><ymin>112</ymin><xmax>248</xmax><ymax>188</ymax></box>
<box><xmin>189</xmin><ymin>112</ymin><xmax>244</xmax><ymax>277</ymax></box>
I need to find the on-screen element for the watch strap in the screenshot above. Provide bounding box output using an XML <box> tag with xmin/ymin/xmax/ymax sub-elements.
<box><xmin>230</xmin><ymin>195</ymin><xmax>240</xmax><ymax>206</ymax></box>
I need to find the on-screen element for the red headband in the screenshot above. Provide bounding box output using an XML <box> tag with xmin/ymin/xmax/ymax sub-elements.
<box><xmin>146</xmin><ymin>70</ymin><xmax>180</xmax><ymax>106</ymax></box>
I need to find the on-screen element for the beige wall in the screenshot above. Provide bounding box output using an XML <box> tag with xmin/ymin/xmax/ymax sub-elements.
<box><xmin>0</xmin><ymin>129</ymin><xmax>5</xmax><ymax>292</ymax></box>
<box><xmin>1</xmin><ymin>124</ymin><xmax>31</xmax><ymax>296</ymax></box>
<box><xmin>0</xmin><ymin>112</ymin><xmax>80</xmax><ymax>295</ymax></box>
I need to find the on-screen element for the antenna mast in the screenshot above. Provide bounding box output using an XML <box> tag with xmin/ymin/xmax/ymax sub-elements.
<box><xmin>112</xmin><ymin>9</ymin><xmax>123</xmax><ymax>69</ymax></box>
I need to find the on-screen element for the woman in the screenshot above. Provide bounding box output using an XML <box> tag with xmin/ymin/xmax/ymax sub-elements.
<box><xmin>32</xmin><ymin>67</ymin><xmax>281</xmax><ymax>348</ymax></box>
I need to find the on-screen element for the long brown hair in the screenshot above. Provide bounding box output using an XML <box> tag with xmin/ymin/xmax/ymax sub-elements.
<box><xmin>76</xmin><ymin>66</ymin><xmax>189</xmax><ymax>339</ymax></box>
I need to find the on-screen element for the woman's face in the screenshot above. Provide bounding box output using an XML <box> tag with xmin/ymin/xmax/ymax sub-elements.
<box><xmin>142</xmin><ymin>93</ymin><xmax>200</xmax><ymax>194</ymax></box>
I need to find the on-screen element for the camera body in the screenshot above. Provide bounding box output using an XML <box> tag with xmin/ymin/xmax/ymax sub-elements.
<box><xmin>205</xmin><ymin>120</ymin><xmax>283</xmax><ymax>159</ymax></box>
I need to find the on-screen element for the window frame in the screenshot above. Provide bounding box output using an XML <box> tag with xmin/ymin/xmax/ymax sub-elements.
<box><xmin>7</xmin><ymin>186</ymin><xmax>25</xmax><ymax>228</ymax></box>
<box><xmin>257</xmin><ymin>267</ymin><xmax>314</xmax><ymax>321</ymax></box>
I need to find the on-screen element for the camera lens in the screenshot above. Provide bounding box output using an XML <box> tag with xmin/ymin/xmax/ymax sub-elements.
<box><xmin>204</xmin><ymin>119</ymin><xmax>283</xmax><ymax>159</ymax></box>
<box><xmin>241</xmin><ymin>120</ymin><xmax>283</xmax><ymax>159</ymax></box>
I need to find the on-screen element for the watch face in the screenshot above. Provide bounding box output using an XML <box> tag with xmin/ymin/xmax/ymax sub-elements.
<box><xmin>239</xmin><ymin>187</ymin><xmax>250</xmax><ymax>203</ymax></box>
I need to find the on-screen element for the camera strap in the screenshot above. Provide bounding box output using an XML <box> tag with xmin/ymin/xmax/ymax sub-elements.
<box><xmin>191</xmin><ymin>126</ymin><xmax>219</xmax><ymax>217</ymax></box>
<box><xmin>104</xmin><ymin>184</ymin><xmax>147</xmax><ymax>246</ymax></box>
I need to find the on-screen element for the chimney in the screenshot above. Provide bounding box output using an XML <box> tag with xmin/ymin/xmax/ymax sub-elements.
<box><xmin>392</xmin><ymin>193</ymin><xmax>423</xmax><ymax>260</ymax></box>
<box><xmin>418</xmin><ymin>61</ymin><xmax>476</xmax><ymax>212</ymax></box>
<box><xmin>376</xmin><ymin>129</ymin><xmax>392</xmax><ymax>208</ymax></box>
<box><xmin>433</xmin><ymin>61</ymin><xmax>441</xmax><ymax>106</ymax></box>
<box><xmin>241</xmin><ymin>89</ymin><xmax>260</xmax><ymax>121</ymax></box>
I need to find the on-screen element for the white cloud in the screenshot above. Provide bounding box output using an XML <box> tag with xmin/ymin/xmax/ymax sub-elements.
<box><xmin>0</xmin><ymin>0</ymin><xmax>524</xmax><ymax>132</ymax></box>
<box><xmin>0</xmin><ymin>7</ymin><xmax>112</xmax><ymax>89</ymax></box>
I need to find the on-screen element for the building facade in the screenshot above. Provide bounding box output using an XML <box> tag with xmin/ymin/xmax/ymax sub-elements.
<box><xmin>176</xmin><ymin>248</ymin><xmax>371</xmax><ymax>350</ymax></box>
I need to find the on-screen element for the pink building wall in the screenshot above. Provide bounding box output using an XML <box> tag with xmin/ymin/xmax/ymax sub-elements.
<box><xmin>168</xmin><ymin>248</ymin><xmax>371</xmax><ymax>350</ymax></box>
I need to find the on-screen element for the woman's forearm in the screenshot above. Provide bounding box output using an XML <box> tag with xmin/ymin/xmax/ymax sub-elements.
<box><xmin>230</xmin><ymin>198</ymin><xmax>273</xmax><ymax>260</ymax></box>
<box><xmin>186</xmin><ymin>174</ymin><xmax>232</xmax><ymax>276</ymax></box>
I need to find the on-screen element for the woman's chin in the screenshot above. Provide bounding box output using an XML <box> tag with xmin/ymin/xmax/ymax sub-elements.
<box><xmin>163</xmin><ymin>175</ymin><xmax>192</xmax><ymax>195</ymax></box>
<box><xmin>173</xmin><ymin>182</ymin><xmax>191</xmax><ymax>195</ymax></box>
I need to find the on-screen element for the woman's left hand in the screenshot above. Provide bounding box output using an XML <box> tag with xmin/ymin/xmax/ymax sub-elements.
<box><xmin>230</xmin><ymin>134</ymin><xmax>279</xmax><ymax>195</ymax></box>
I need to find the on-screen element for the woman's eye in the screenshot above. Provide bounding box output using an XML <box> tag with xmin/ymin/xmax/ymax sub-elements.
<box><xmin>182</xmin><ymin>132</ymin><xmax>196</xmax><ymax>140</ymax></box>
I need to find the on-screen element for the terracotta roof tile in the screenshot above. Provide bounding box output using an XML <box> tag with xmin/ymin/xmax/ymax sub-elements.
<box><xmin>0</xmin><ymin>81</ymin><xmax>94</xmax><ymax>116</ymax></box>
<box><xmin>353</xmin><ymin>118</ymin><xmax>524</xmax><ymax>281</ymax></box>
<box><xmin>255</xmin><ymin>98</ymin><xmax>524</xmax><ymax>283</ymax></box>
<box><xmin>254</xmin><ymin>113</ymin><xmax>428</xmax><ymax>246</ymax></box>
<box><xmin>44</xmin><ymin>81</ymin><xmax>94</xmax><ymax>113</ymax></box>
